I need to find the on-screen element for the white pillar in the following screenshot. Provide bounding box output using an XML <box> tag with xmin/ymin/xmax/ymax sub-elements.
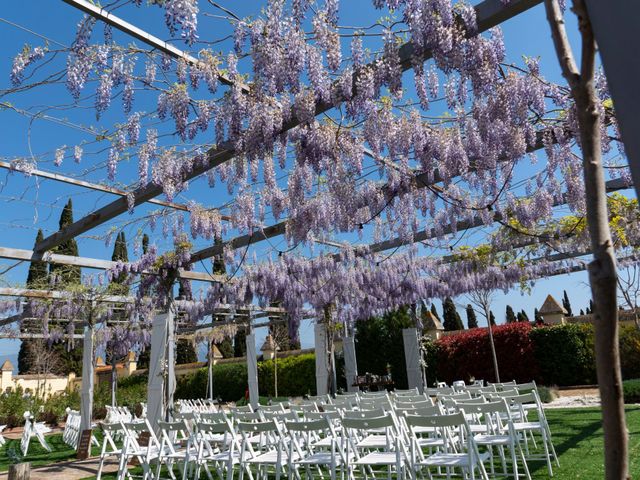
<box><xmin>147</xmin><ymin>312</ymin><xmax>169</xmax><ymax>430</ymax></box>
<box><xmin>402</xmin><ymin>328</ymin><xmax>424</xmax><ymax>393</ymax></box>
<box><xmin>79</xmin><ymin>325</ymin><xmax>94</xmax><ymax>432</ymax></box>
<box><xmin>314</xmin><ymin>323</ymin><xmax>328</xmax><ymax>396</ymax></box>
<box><xmin>245</xmin><ymin>333</ymin><xmax>259</xmax><ymax>409</ymax></box>
<box><xmin>166</xmin><ymin>309</ymin><xmax>176</xmax><ymax>419</ymax></box>
<box><xmin>343</xmin><ymin>335</ymin><xmax>359</xmax><ymax>392</ymax></box>
<box><xmin>207</xmin><ymin>343</ymin><xmax>214</xmax><ymax>401</ymax></box>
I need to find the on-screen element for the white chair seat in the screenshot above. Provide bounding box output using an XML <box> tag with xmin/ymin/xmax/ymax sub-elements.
<box><xmin>248</xmin><ymin>450</ymin><xmax>298</xmax><ymax>464</ymax></box>
<box><xmin>312</xmin><ymin>436</ymin><xmax>341</xmax><ymax>447</ymax></box>
<box><xmin>296</xmin><ymin>452</ymin><xmax>342</xmax><ymax>465</ymax></box>
<box><xmin>209</xmin><ymin>451</ymin><xmax>241</xmax><ymax>463</ymax></box>
<box><xmin>354</xmin><ymin>451</ymin><xmax>404</xmax><ymax>465</ymax></box>
<box><xmin>469</xmin><ymin>424</ymin><xmax>489</xmax><ymax>433</ymax></box>
<box><xmin>513</xmin><ymin>421</ymin><xmax>542</xmax><ymax>431</ymax></box>
<box><xmin>473</xmin><ymin>434</ymin><xmax>511</xmax><ymax>445</ymax></box>
<box><xmin>420</xmin><ymin>451</ymin><xmax>490</xmax><ymax>467</ymax></box>
<box><xmin>356</xmin><ymin>434</ymin><xmax>388</xmax><ymax>448</ymax></box>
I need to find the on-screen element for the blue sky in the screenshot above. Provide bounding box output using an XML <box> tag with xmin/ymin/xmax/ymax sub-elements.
<box><xmin>0</xmin><ymin>1</ymin><xmax>630</xmax><ymax>367</ymax></box>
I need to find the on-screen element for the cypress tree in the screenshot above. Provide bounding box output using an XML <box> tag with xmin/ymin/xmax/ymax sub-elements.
<box><xmin>442</xmin><ymin>297</ymin><xmax>464</xmax><ymax>331</ymax></box>
<box><xmin>176</xmin><ymin>339</ymin><xmax>198</xmax><ymax>364</ymax></box>
<box><xmin>430</xmin><ymin>303</ymin><xmax>441</xmax><ymax>321</ymax></box>
<box><xmin>519</xmin><ymin>309</ymin><xmax>529</xmax><ymax>322</ymax></box>
<box><xmin>142</xmin><ymin>233</ymin><xmax>149</xmax><ymax>254</ymax></box>
<box><xmin>109</xmin><ymin>232</ymin><xmax>129</xmax><ymax>294</ymax></box>
<box><xmin>20</xmin><ymin>230</ymin><xmax>50</xmax><ymax>373</ymax></box>
<box><xmin>589</xmin><ymin>299</ymin><xmax>594</xmax><ymax>313</ymax></box>
<box><xmin>534</xmin><ymin>307</ymin><xmax>543</xmax><ymax>324</ymax></box>
<box><xmin>466</xmin><ymin>304</ymin><xmax>478</xmax><ymax>329</ymax></box>
<box><xmin>26</xmin><ymin>229</ymin><xmax>48</xmax><ymax>288</ymax></box>
<box><xmin>234</xmin><ymin>327</ymin><xmax>247</xmax><ymax>357</ymax></box>
<box><xmin>489</xmin><ymin>310</ymin><xmax>496</xmax><ymax>326</ymax></box>
<box><xmin>49</xmin><ymin>199</ymin><xmax>81</xmax><ymax>285</ymax></box>
<box><xmin>210</xmin><ymin>236</ymin><xmax>233</xmax><ymax>357</ymax></box>
<box><xmin>505</xmin><ymin>305</ymin><xmax>517</xmax><ymax>323</ymax></box>
<box><xmin>562</xmin><ymin>290</ymin><xmax>573</xmax><ymax>316</ymax></box>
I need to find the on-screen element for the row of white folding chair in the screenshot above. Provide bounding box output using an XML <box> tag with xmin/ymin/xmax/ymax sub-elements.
<box><xmin>105</xmin><ymin>405</ymin><xmax>134</xmax><ymax>424</ymax></box>
<box><xmin>176</xmin><ymin>399</ymin><xmax>218</xmax><ymax>414</ymax></box>
<box><xmin>448</xmin><ymin>392</ymin><xmax>558</xmax><ymax>477</ymax></box>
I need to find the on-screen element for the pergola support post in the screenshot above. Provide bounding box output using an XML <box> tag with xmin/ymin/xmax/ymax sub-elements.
<box><xmin>147</xmin><ymin>312</ymin><xmax>170</xmax><ymax>430</ymax></box>
<box><xmin>343</xmin><ymin>335</ymin><xmax>359</xmax><ymax>392</ymax></box>
<box><xmin>402</xmin><ymin>328</ymin><xmax>424</xmax><ymax>393</ymax></box>
<box><xmin>77</xmin><ymin>323</ymin><xmax>94</xmax><ymax>459</ymax></box>
<box><xmin>245</xmin><ymin>332</ymin><xmax>259</xmax><ymax>409</ymax></box>
<box><xmin>314</xmin><ymin>323</ymin><xmax>329</xmax><ymax>396</ymax></box>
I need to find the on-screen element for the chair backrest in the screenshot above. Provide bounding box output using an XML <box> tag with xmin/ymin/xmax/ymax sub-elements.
<box><xmin>393</xmin><ymin>388</ymin><xmax>419</xmax><ymax>397</ymax></box>
<box><xmin>343</xmin><ymin>408</ymin><xmax>386</xmax><ymax>419</ymax></box>
<box><xmin>231</xmin><ymin>405</ymin><xmax>253</xmax><ymax>414</ymax></box>
<box><xmin>233</xmin><ymin>411</ymin><xmax>262</xmax><ymax>423</ymax></box>
<box><xmin>285</xmin><ymin>417</ymin><xmax>330</xmax><ymax>433</ymax></box>
<box><xmin>515</xmin><ymin>381</ymin><xmax>538</xmax><ymax>394</ymax></box>
<box><xmin>289</xmin><ymin>403</ymin><xmax>318</xmax><ymax>414</ymax></box>
<box><xmin>259</xmin><ymin>404</ymin><xmax>286</xmax><ymax>413</ymax></box>
<box><xmin>342</xmin><ymin>415</ymin><xmax>395</xmax><ymax>431</ymax></box>
<box><xmin>199</xmin><ymin>411</ymin><xmax>228</xmax><ymax>423</ymax></box>
<box><xmin>395</xmin><ymin>399</ymin><xmax>433</xmax><ymax>410</ymax></box>
<box><xmin>396</xmin><ymin>404</ymin><xmax>441</xmax><ymax>418</ymax></box>
<box><xmin>358</xmin><ymin>397</ymin><xmax>392</xmax><ymax>411</ymax></box>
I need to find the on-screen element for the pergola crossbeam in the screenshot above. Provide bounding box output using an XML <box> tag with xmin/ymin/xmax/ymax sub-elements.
<box><xmin>0</xmin><ymin>246</ymin><xmax>225</xmax><ymax>283</ymax></box>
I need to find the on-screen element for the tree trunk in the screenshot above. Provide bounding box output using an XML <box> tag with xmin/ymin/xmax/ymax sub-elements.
<box><xmin>484</xmin><ymin>304</ymin><xmax>500</xmax><ymax>383</ymax></box>
<box><xmin>545</xmin><ymin>1</ymin><xmax>628</xmax><ymax>477</ymax></box>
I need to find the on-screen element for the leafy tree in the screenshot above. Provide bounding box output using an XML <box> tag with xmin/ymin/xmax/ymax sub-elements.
<box><xmin>234</xmin><ymin>328</ymin><xmax>247</xmax><ymax>357</ymax></box>
<box><xmin>176</xmin><ymin>339</ymin><xmax>198</xmax><ymax>364</ymax></box>
<box><xmin>466</xmin><ymin>304</ymin><xmax>478</xmax><ymax>329</ymax></box>
<box><xmin>355</xmin><ymin>306</ymin><xmax>414</xmax><ymax>389</ymax></box>
<box><xmin>215</xmin><ymin>338</ymin><xmax>234</xmax><ymax>359</ymax></box>
<box><xmin>442</xmin><ymin>297</ymin><xmax>464</xmax><ymax>331</ymax></box>
<box><xmin>505</xmin><ymin>305</ymin><xmax>517</xmax><ymax>323</ymax></box>
<box><xmin>562</xmin><ymin>290</ymin><xmax>573</xmax><ymax>316</ymax></box>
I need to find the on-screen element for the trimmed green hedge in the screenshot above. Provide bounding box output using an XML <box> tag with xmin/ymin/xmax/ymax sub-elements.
<box><xmin>530</xmin><ymin>323</ymin><xmax>597</xmax><ymax>386</ymax></box>
<box><xmin>174</xmin><ymin>353</ymin><xmax>317</xmax><ymax>402</ymax></box>
<box><xmin>623</xmin><ymin>379</ymin><xmax>640</xmax><ymax>403</ymax></box>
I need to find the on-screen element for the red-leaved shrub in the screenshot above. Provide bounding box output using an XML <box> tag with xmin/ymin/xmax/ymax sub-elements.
<box><xmin>435</xmin><ymin>323</ymin><xmax>538</xmax><ymax>384</ymax></box>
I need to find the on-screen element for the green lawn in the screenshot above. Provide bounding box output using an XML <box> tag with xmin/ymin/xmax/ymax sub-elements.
<box><xmin>0</xmin><ymin>434</ymin><xmax>77</xmax><ymax>472</ymax></box>
<box><xmin>1</xmin><ymin>408</ymin><xmax>638</xmax><ymax>478</ymax></box>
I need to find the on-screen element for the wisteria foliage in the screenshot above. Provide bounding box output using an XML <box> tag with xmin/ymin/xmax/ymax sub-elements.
<box><xmin>4</xmin><ymin>0</ymin><xmax>631</xmax><ymax>349</ymax></box>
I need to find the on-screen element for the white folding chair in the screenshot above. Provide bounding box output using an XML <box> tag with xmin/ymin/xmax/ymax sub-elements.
<box><xmin>406</xmin><ymin>412</ymin><xmax>489</xmax><ymax>480</ymax></box>
<box><xmin>97</xmin><ymin>422</ymin><xmax>132</xmax><ymax>480</ymax></box>
<box><xmin>502</xmin><ymin>392</ymin><xmax>559</xmax><ymax>476</ymax></box>
<box><xmin>238</xmin><ymin>420</ymin><xmax>289</xmax><ymax>480</ymax></box>
<box><xmin>118</xmin><ymin>420</ymin><xmax>162</xmax><ymax>480</ymax></box>
<box><xmin>156</xmin><ymin>420</ymin><xmax>193</xmax><ymax>480</ymax></box>
<box><xmin>342</xmin><ymin>415</ymin><xmax>407</xmax><ymax>480</ymax></box>
<box><xmin>187</xmin><ymin>420</ymin><xmax>241</xmax><ymax>480</ymax></box>
<box><xmin>458</xmin><ymin>400</ymin><xmax>531</xmax><ymax>480</ymax></box>
<box><xmin>286</xmin><ymin>418</ymin><xmax>342</xmax><ymax>480</ymax></box>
